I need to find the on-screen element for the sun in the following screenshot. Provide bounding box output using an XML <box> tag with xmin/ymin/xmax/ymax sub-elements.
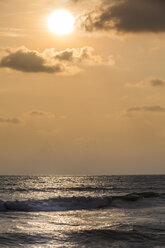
<box><xmin>47</xmin><ymin>9</ymin><xmax>75</xmax><ymax>35</ymax></box>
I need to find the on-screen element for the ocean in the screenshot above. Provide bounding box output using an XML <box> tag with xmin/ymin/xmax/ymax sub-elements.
<box><xmin>0</xmin><ymin>175</ymin><xmax>164</xmax><ymax>247</ymax></box>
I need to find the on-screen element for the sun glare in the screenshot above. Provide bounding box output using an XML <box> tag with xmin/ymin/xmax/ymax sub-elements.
<box><xmin>47</xmin><ymin>9</ymin><xmax>75</xmax><ymax>35</ymax></box>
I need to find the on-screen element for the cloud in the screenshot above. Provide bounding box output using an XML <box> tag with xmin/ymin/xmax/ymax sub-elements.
<box><xmin>79</xmin><ymin>0</ymin><xmax>165</xmax><ymax>33</ymax></box>
<box><xmin>0</xmin><ymin>116</ymin><xmax>21</xmax><ymax>124</ymax></box>
<box><xmin>28</xmin><ymin>110</ymin><xmax>55</xmax><ymax>118</ymax></box>
<box><xmin>54</xmin><ymin>46</ymin><xmax>102</xmax><ymax>64</ymax></box>
<box><xmin>0</xmin><ymin>46</ymin><xmax>106</xmax><ymax>74</ymax></box>
<box><xmin>150</xmin><ymin>79</ymin><xmax>165</xmax><ymax>87</ymax></box>
<box><xmin>126</xmin><ymin>78</ymin><xmax>165</xmax><ymax>88</ymax></box>
<box><xmin>126</xmin><ymin>105</ymin><xmax>165</xmax><ymax>113</ymax></box>
<box><xmin>0</xmin><ymin>47</ymin><xmax>64</xmax><ymax>73</ymax></box>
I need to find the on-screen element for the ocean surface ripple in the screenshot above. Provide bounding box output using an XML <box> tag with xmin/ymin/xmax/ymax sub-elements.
<box><xmin>0</xmin><ymin>175</ymin><xmax>164</xmax><ymax>247</ymax></box>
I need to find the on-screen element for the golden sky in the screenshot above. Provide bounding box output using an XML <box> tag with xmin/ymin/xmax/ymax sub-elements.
<box><xmin>0</xmin><ymin>0</ymin><xmax>165</xmax><ymax>174</ymax></box>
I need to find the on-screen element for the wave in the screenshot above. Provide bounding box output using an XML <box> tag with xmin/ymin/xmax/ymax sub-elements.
<box><xmin>0</xmin><ymin>232</ymin><xmax>52</xmax><ymax>246</ymax></box>
<box><xmin>0</xmin><ymin>186</ymin><xmax>118</xmax><ymax>193</ymax></box>
<box><xmin>70</xmin><ymin>228</ymin><xmax>165</xmax><ymax>247</ymax></box>
<box><xmin>72</xmin><ymin>229</ymin><xmax>155</xmax><ymax>241</ymax></box>
<box><xmin>1</xmin><ymin>227</ymin><xmax>165</xmax><ymax>247</ymax></box>
<box><xmin>0</xmin><ymin>196</ymin><xmax>110</xmax><ymax>212</ymax></box>
<box><xmin>0</xmin><ymin>192</ymin><xmax>164</xmax><ymax>212</ymax></box>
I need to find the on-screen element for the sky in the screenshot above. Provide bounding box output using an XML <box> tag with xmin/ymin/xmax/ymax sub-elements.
<box><xmin>0</xmin><ymin>0</ymin><xmax>165</xmax><ymax>175</ymax></box>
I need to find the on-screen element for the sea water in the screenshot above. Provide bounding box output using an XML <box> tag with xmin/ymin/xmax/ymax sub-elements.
<box><xmin>0</xmin><ymin>175</ymin><xmax>164</xmax><ymax>247</ymax></box>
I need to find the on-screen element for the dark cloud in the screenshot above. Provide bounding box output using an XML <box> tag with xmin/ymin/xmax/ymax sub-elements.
<box><xmin>79</xmin><ymin>0</ymin><xmax>165</xmax><ymax>33</ymax></box>
<box><xmin>0</xmin><ymin>46</ymin><xmax>104</xmax><ymax>74</ymax></box>
<box><xmin>0</xmin><ymin>47</ymin><xmax>64</xmax><ymax>73</ymax></box>
<box><xmin>126</xmin><ymin>78</ymin><xmax>165</xmax><ymax>88</ymax></box>
<box><xmin>127</xmin><ymin>105</ymin><xmax>165</xmax><ymax>113</ymax></box>
<box><xmin>150</xmin><ymin>79</ymin><xmax>165</xmax><ymax>87</ymax></box>
<box><xmin>0</xmin><ymin>117</ymin><xmax>21</xmax><ymax>124</ymax></box>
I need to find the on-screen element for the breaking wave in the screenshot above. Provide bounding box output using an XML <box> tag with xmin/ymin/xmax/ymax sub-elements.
<box><xmin>0</xmin><ymin>192</ymin><xmax>164</xmax><ymax>212</ymax></box>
